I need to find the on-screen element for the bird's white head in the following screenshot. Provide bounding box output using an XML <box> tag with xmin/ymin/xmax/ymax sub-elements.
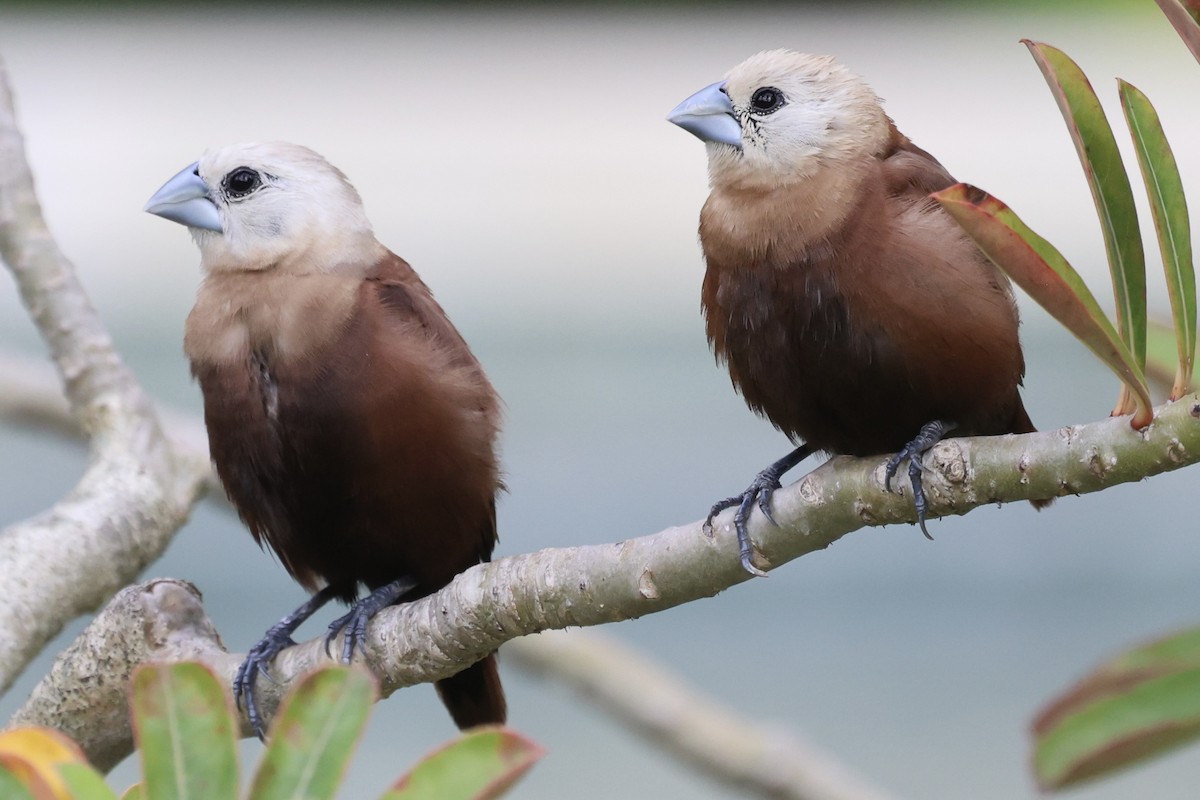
<box><xmin>144</xmin><ymin>142</ymin><xmax>384</xmax><ymax>274</ymax></box>
<box><xmin>668</xmin><ymin>50</ymin><xmax>891</xmax><ymax>191</ymax></box>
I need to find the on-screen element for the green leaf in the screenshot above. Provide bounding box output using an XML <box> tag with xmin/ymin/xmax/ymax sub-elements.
<box><xmin>1154</xmin><ymin>0</ymin><xmax>1200</xmax><ymax>65</ymax></box>
<box><xmin>0</xmin><ymin>764</ymin><xmax>36</xmax><ymax>800</ymax></box>
<box><xmin>380</xmin><ymin>727</ymin><xmax>544</xmax><ymax>800</ymax></box>
<box><xmin>1024</xmin><ymin>41</ymin><xmax>1147</xmax><ymax>407</ymax></box>
<box><xmin>1033</xmin><ymin>627</ymin><xmax>1200</xmax><ymax>790</ymax></box>
<box><xmin>130</xmin><ymin>663</ymin><xmax>240</xmax><ymax>800</ymax></box>
<box><xmin>56</xmin><ymin>764</ymin><xmax>119</xmax><ymax>800</ymax></box>
<box><xmin>247</xmin><ymin>666</ymin><xmax>376</xmax><ymax>800</ymax></box>
<box><xmin>1146</xmin><ymin>319</ymin><xmax>1198</xmax><ymax>395</ymax></box>
<box><xmin>119</xmin><ymin>786</ymin><xmax>145</xmax><ymax>800</ymax></box>
<box><xmin>933</xmin><ymin>183</ymin><xmax>1153</xmax><ymax>428</ymax></box>
<box><xmin>1119</xmin><ymin>80</ymin><xmax>1196</xmax><ymax>399</ymax></box>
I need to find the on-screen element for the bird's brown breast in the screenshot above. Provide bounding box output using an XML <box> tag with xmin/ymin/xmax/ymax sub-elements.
<box><xmin>185</xmin><ymin>254</ymin><xmax>501</xmax><ymax>601</ymax></box>
<box><xmin>700</xmin><ymin>137</ymin><xmax>1029</xmax><ymax>456</ymax></box>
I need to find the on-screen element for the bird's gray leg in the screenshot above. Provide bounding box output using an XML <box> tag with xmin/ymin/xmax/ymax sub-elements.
<box><xmin>324</xmin><ymin>576</ymin><xmax>419</xmax><ymax>664</ymax></box>
<box><xmin>705</xmin><ymin>444</ymin><xmax>814</xmax><ymax>577</ymax></box>
<box><xmin>235</xmin><ymin>584</ymin><xmax>340</xmax><ymax>740</ymax></box>
<box><xmin>884</xmin><ymin>420</ymin><xmax>957</xmax><ymax>539</ymax></box>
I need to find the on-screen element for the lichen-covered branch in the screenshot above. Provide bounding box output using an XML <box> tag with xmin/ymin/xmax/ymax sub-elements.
<box><xmin>0</xmin><ymin>57</ymin><xmax>209</xmax><ymax>695</ymax></box>
<box><xmin>5</xmin><ymin>580</ymin><xmax>226</xmax><ymax>772</ymax></box>
<box><xmin>8</xmin><ymin>580</ymin><xmax>901</xmax><ymax>800</ymax></box>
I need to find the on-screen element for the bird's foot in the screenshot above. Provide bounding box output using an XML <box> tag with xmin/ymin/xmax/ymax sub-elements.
<box><xmin>233</xmin><ymin>586</ymin><xmax>338</xmax><ymax>740</ymax></box>
<box><xmin>884</xmin><ymin>420</ymin><xmax>956</xmax><ymax>540</ymax></box>
<box><xmin>704</xmin><ymin>445</ymin><xmax>813</xmax><ymax>578</ymax></box>
<box><xmin>234</xmin><ymin>627</ymin><xmax>297</xmax><ymax>740</ymax></box>
<box><xmin>324</xmin><ymin>576</ymin><xmax>418</xmax><ymax>664</ymax></box>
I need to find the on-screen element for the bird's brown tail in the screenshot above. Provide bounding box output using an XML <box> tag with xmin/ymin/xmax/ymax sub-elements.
<box><xmin>1011</xmin><ymin>401</ymin><xmax>1054</xmax><ymax>511</ymax></box>
<box><xmin>436</xmin><ymin>652</ymin><xmax>506</xmax><ymax>729</ymax></box>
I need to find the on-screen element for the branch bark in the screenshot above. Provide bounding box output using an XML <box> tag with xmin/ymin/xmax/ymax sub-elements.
<box><xmin>7</xmin><ymin>576</ymin><xmax>902</xmax><ymax>800</ymax></box>
<box><xmin>0</xmin><ymin>56</ymin><xmax>209</xmax><ymax>696</ymax></box>
<box><xmin>5</xmin><ymin>580</ymin><xmax>226</xmax><ymax>772</ymax></box>
<box><xmin>210</xmin><ymin>394</ymin><xmax>1197</xmax><ymax>716</ymax></box>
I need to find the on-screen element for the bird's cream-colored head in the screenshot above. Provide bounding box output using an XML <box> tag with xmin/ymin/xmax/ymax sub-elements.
<box><xmin>668</xmin><ymin>50</ymin><xmax>891</xmax><ymax>192</ymax></box>
<box><xmin>145</xmin><ymin>142</ymin><xmax>385</xmax><ymax>274</ymax></box>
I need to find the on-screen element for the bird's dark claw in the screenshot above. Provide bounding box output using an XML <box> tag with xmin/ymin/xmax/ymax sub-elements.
<box><xmin>705</xmin><ymin>445</ymin><xmax>813</xmax><ymax>578</ymax></box>
<box><xmin>234</xmin><ymin>586</ymin><xmax>338</xmax><ymax>740</ymax></box>
<box><xmin>324</xmin><ymin>576</ymin><xmax>418</xmax><ymax>665</ymax></box>
<box><xmin>705</xmin><ymin>476</ymin><xmax>777</xmax><ymax>578</ymax></box>
<box><xmin>884</xmin><ymin>420</ymin><xmax>955</xmax><ymax>540</ymax></box>
<box><xmin>324</xmin><ymin>605</ymin><xmax>370</xmax><ymax>664</ymax></box>
<box><xmin>234</xmin><ymin>627</ymin><xmax>298</xmax><ymax>740</ymax></box>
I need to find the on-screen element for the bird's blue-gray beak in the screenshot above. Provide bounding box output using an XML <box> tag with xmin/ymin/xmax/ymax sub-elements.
<box><xmin>144</xmin><ymin>162</ymin><xmax>222</xmax><ymax>232</ymax></box>
<box><xmin>667</xmin><ymin>80</ymin><xmax>742</xmax><ymax>149</ymax></box>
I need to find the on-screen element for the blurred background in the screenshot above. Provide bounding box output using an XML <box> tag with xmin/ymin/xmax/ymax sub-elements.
<box><xmin>1</xmin><ymin>2</ymin><xmax>1198</xmax><ymax>798</ymax></box>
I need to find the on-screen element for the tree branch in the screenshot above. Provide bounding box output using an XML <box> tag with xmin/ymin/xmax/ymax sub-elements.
<box><xmin>0</xmin><ymin>56</ymin><xmax>208</xmax><ymax>695</ymax></box>
<box><xmin>5</xmin><ymin>347</ymin><xmax>1198</xmax><ymax>769</ymax></box>
<box><xmin>7</xmin><ymin>576</ymin><xmax>900</xmax><ymax>800</ymax></box>
<box><xmin>5</xmin><ymin>580</ymin><xmax>226</xmax><ymax>772</ymax></box>
<box><xmin>2</xmin><ymin>355</ymin><xmax>900</xmax><ymax>800</ymax></box>
<box><xmin>250</xmin><ymin>396</ymin><xmax>1196</xmax><ymax>710</ymax></box>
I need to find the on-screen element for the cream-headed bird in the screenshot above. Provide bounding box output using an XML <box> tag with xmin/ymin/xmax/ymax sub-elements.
<box><xmin>669</xmin><ymin>50</ymin><xmax>1048</xmax><ymax>576</ymax></box>
<box><xmin>145</xmin><ymin>142</ymin><xmax>505</xmax><ymax>738</ymax></box>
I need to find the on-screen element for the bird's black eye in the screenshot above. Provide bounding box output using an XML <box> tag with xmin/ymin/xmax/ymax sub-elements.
<box><xmin>750</xmin><ymin>87</ymin><xmax>785</xmax><ymax>114</ymax></box>
<box><xmin>223</xmin><ymin>167</ymin><xmax>262</xmax><ymax>199</ymax></box>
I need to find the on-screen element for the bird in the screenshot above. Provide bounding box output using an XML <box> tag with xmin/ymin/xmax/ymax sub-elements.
<box><xmin>144</xmin><ymin>142</ymin><xmax>506</xmax><ymax>738</ymax></box>
<box><xmin>667</xmin><ymin>50</ymin><xmax>1049</xmax><ymax>576</ymax></box>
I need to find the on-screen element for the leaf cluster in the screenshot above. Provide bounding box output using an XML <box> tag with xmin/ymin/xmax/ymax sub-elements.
<box><xmin>935</xmin><ymin>0</ymin><xmax>1200</xmax><ymax>789</ymax></box>
<box><xmin>0</xmin><ymin>663</ymin><xmax>542</xmax><ymax>800</ymax></box>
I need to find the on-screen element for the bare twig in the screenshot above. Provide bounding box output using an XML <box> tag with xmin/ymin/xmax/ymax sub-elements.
<box><xmin>508</xmin><ymin>631</ymin><xmax>899</xmax><ymax>800</ymax></box>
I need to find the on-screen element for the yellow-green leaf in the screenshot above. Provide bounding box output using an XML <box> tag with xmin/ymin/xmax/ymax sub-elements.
<box><xmin>1146</xmin><ymin>319</ymin><xmax>1198</xmax><ymax>395</ymax></box>
<box><xmin>1119</xmin><ymin>80</ymin><xmax>1195</xmax><ymax>399</ymax></box>
<box><xmin>380</xmin><ymin>727</ymin><xmax>544</xmax><ymax>800</ymax></box>
<box><xmin>130</xmin><ymin>663</ymin><xmax>239</xmax><ymax>800</ymax></box>
<box><xmin>933</xmin><ymin>183</ymin><xmax>1152</xmax><ymax>428</ymax></box>
<box><xmin>56</xmin><ymin>764</ymin><xmax>119</xmax><ymax>800</ymax></box>
<box><xmin>1034</xmin><ymin>627</ymin><xmax>1200</xmax><ymax>789</ymax></box>
<box><xmin>0</xmin><ymin>728</ymin><xmax>88</xmax><ymax>800</ymax></box>
<box><xmin>1024</xmin><ymin>40</ymin><xmax>1147</xmax><ymax>413</ymax></box>
<box><xmin>247</xmin><ymin>666</ymin><xmax>376</xmax><ymax>800</ymax></box>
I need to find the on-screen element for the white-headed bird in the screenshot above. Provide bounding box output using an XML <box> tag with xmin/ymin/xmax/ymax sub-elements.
<box><xmin>145</xmin><ymin>142</ymin><xmax>506</xmax><ymax>737</ymax></box>
<box><xmin>668</xmin><ymin>50</ymin><xmax>1047</xmax><ymax>576</ymax></box>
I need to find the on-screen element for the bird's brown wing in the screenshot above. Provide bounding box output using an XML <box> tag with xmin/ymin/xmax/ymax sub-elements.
<box><xmin>879</xmin><ymin>125</ymin><xmax>1037</xmax><ymax>437</ymax></box>
<box><xmin>368</xmin><ymin>255</ymin><xmax>502</xmax><ymax>565</ymax></box>
<box><xmin>367</xmin><ymin>254</ymin><xmax>507</xmax><ymax>727</ymax></box>
<box><xmin>879</xmin><ymin>125</ymin><xmax>957</xmax><ymax>198</ymax></box>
